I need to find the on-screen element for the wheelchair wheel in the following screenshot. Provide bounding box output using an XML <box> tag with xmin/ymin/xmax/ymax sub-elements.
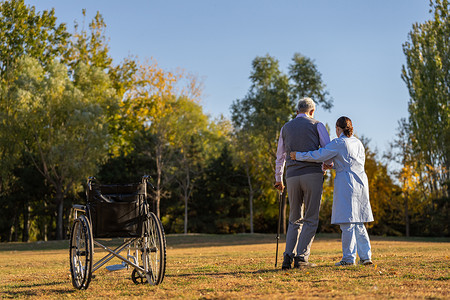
<box><xmin>69</xmin><ymin>215</ymin><xmax>93</xmax><ymax>290</ymax></box>
<box><xmin>135</xmin><ymin>211</ymin><xmax>166</xmax><ymax>285</ymax></box>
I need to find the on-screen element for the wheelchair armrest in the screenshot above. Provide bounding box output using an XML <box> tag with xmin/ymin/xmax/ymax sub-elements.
<box><xmin>73</xmin><ymin>204</ymin><xmax>86</xmax><ymax>213</ymax></box>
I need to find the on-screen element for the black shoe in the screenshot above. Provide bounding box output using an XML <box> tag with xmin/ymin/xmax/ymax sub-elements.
<box><xmin>358</xmin><ymin>259</ymin><xmax>373</xmax><ymax>266</ymax></box>
<box><xmin>294</xmin><ymin>257</ymin><xmax>317</xmax><ymax>268</ymax></box>
<box><xmin>335</xmin><ymin>260</ymin><xmax>355</xmax><ymax>266</ymax></box>
<box><xmin>281</xmin><ymin>255</ymin><xmax>293</xmax><ymax>270</ymax></box>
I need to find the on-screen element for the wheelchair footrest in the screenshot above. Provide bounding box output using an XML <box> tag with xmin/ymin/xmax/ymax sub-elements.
<box><xmin>106</xmin><ymin>263</ymin><xmax>127</xmax><ymax>271</ymax></box>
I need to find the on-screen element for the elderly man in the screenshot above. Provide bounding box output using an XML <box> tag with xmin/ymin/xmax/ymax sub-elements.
<box><xmin>275</xmin><ymin>97</ymin><xmax>331</xmax><ymax>269</ymax></box>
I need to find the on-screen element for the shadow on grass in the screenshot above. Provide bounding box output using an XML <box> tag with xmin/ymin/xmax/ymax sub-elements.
<box><xmin>0</xmin><ymin>280</ymin><xmax>75</xmax><ymax>298</ymax></box>
<box><xmin>0</xmin><ymin>240</ymin><xmax>69</xmax><ymax>252</ymax></box>
<box><xmin>0</xmin><ymin>233</ymin><xmax>448</xmax><ymax>252</ymax></box>
<box><xmin>166</xmin><ymin>263</ymin><xmax>346</xmax><ymax>279</ymax></box>
<box><xmin>166</xmin><ymin>267</ymin><xmax>284</xmax><ymax>278</ymax></box>
<box><xmin>166</xmin><ymin>233</ymin><xmax>289</xmax><ymax>249</ymax></box>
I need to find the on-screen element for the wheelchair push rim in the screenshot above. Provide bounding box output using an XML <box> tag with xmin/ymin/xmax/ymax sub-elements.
<box><xmin>132</xmin><ymin>211</ymin><xmax>166</xmax><ymax>285</ymax></box>
<box><xmin>69</xmin><ymin>215</ymin><xmax>94</xmax><ymax>290</ymax></box>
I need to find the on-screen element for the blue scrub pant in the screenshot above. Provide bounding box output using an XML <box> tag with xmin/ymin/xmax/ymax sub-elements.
<box><xmin>339</xmin><ymin>223</ymin><xmax>372</xmax><ymax>263</ymax></box>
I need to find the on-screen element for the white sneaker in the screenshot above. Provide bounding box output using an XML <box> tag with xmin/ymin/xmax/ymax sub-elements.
<box><xmin>359</xmin><ymin>259</ymin><xmax>373</xmax><ymax>265</ymax></box>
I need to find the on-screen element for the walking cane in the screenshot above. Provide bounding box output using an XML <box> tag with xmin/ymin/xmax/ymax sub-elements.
<box><xmin>275</xmin><ymin>188</ymin><xmax>283</xmax><ymax>267</ymax></box>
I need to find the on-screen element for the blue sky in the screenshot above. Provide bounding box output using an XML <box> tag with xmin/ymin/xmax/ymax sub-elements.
<box><xmin>26</xmin><ymin>0</ymin><xmax>431</xmax><ymax>161</ymax></box>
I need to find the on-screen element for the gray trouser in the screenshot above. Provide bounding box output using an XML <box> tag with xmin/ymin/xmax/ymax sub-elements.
<box><xmin>283</xmin><ymin>173</ymin><xmax>323</xmax><ymax>261</ymax></box>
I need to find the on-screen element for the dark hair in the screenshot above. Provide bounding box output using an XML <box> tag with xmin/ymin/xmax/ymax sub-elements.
<box><xmin>336</xmin><ymin>116</ymin><xmax>353</xmax><ymax>137</ymax></box>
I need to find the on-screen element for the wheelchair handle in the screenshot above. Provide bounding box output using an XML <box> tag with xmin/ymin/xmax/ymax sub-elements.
<box><xmin>142</xmin><ymin>175</ymin><xmax>155</xmax><ymax>189</ymax></box>
<box><xmin>87</xmin><ymin>176</ymin><xmax>96</xmax><ymax>190</ymax></box>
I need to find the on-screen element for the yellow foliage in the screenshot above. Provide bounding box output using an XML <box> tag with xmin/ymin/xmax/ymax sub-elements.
<box><xmin>121</xmin><ymin>59</ymin><xmax>203</xmax><ymax>136</ymax></box>
<box><xmin>400</xmin><ymin>165</ymin><xmax>421</xmax><ymax>193</ymax></box>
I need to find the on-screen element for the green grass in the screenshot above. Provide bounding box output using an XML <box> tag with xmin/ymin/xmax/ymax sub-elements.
<box><xmin>0</xmin><ymin>234</ymin><xmax>449</xmax><ymax>299</ymax></box>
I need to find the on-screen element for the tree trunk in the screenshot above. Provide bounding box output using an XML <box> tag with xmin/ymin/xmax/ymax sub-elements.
<box><xmin>43</xmin><ymin>201</ymin><xmax>48</xmax><ymax>241</ymax></box>
<box><xmin>184</xmin><ymin>193</ymin><xmax>188</xmax><ymax>235</ymax></box>
<box><xmin>245</xmin><ymin>165</ymin><xmax>254</xmax><ymax>234</ymax></box>
<box><xmin>155</xmin><ymin>143</ymin><xmax>163</xmax><ymax>218</ymax></box>
<box><xmin>9</xmin><ymin>212</ymin><xmax>17</xmax><ymax>242</ymax></box>
<box><xmin>155</xmin><ymin>185</ymin><xmax>161</xmax><ymax>218</ymax></box>
<box><xmin>249</xmin><ymin>193</ymin><xmax>254</xmax><ymax>234</ymax></box>
<box><xmin>13</xmin><ymin>214</ymin><xmax>19</xmax><ymax>242</ymax></box>
<box><xmin>55</xmin><ymin>187</ymin><xmax>64</xmax><ymax>240</ymax></box>
<box><xmin>182</xmin><ymin>161</ymin><xmax>191</xmax><ymax>235</ymax></box>
<box><xmin>22</xmin><ymin>202</ymin><xmax>29</xmax><ymax>242</ymax></box>
<box><xmin>404</xmin><ymin>193</ymin><xmax>410</xmax><ymax>237</ymax></box>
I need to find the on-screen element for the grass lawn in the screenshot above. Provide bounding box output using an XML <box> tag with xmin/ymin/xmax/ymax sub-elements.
<box><xmin>0</xmin><ymin>233</ymin><xmax>448</xmax><ymax>299</ymax></box>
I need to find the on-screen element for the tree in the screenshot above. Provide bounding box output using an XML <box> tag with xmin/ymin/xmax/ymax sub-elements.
<box><xmin>232</xmin><ymin>131</ymin><xmax>260</xmax><ymax>233</ymax></box>
<box><xmin>289</xmin><ymin>53</ymin><xmax>333</xmax><ymax>111</ymax></box>
<box><xmin>0</xmin><ymin>2</ymin><xmax>134</xmax><ymax>241</ymax></box>
<box><xmin>361</xmin><ymin>138</ymin><xmax>402</xmax><ymax>236</ymax></box>
<box><xmin>8</xmin><ymin>156</ymin><xmax>49</xmax><ymax>242</ymax></box>
<box><xmin>62</xmin><ymin>9</ymin><xmax>138</xmax><ymax>156</ymax></box>
<box><xmin>64</xmin><ymin>10</ymin><xmax>112</xmax><ymax>71</ymax></box>
<box><xmin>390</xmin><ymin>119</ymin><xmax>448</xmax><ymax>236</ymax></box>
<box><xmin>231</xmin><ymin>54</ymin><xmax>291</xmax><ymax>233</ymax></box>
<box><xmin>399</xmin><ymin>163</ymin><xmax>423</xmax><ymax>237</ymax></box>
<box><xmin>169</xmin><ymin>97</ymin><xmax>209</xmax><ymax>234</ymax></box>
<box><xmin>8</xmin><ymin>56</ymin><xmax>116</xmax><ymax>239</ymax></box>
<box><xmin>0</xmin><ymin>0</ymin><xmax>69</xmax><ymax>77</ymax></box>
<box><xmin>232</xmin><ymin>54</ymin><xmax>292</xmax><ymax>154</ymax></box>
<box><xmin>0</xmin><ymin>0</ymin><xmax>70</xmax><ymax>240</ymax></box>
<box><xmin>121</xmin><ymin>61</ymin><xmax>177</xmax><ymax>218</ymax></box>
<box><xmin>121</xmin><ymin>61</ymin><xmax>203</xmax><ymax>219</ymax></box>
<box><xmin>191</xmin><ymin>145</ymin><xmax>248</xmax><ymax>233</ymax></box>
<box><xmin>401</xmin><ymin>0</ymin><xmax>449</xmax><ymax>198</ymax></box>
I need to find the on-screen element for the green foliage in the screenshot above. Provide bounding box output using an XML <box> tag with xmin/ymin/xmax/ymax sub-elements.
<box><xmin>169</xmin><ymin>97</ymin><xmax>209</xmax><ymax>233</ymax></box>
<box><xmin>96</xmin><ymin>130</ymin><xmax>157</xmax><ymax>185</ymax></box>
<box><xmin>0</xmin><ymin>1</ymin><xmax>70</xmax><ymax>240</ymax></box>
<box><xmin>231</xmin><ymin>54</ymin><xmax>291</xmax><ymax>144</ymax></box>
<box><xmin>289</xmin><ymin>53</ymin><xmax>333</xmax><ymax>111</ymax></box>
<box><xmin>64</xmin><ymin>10</ymin><xmax>112</xmax><ymax>70</ymax></box>
<box><xmin>401</xmin><ymin>0</ymin><xmax>449</xmax><ymax>197</ymax></box>
<box><xmin>62</xmin><ymin>9</ymin><xmax>137</xmax><ymax>156</ymax></box>
<box><xmin>7</xmin><ymin>56</ymin><xmax>116</xmax><ymax>239</ymax></box>
<box><xmin>0</xmin><ymin>0</ymin><xmax>69</xmax><ymax>77</ymax></box>
<box><xmin>1</xmin><ymin>157</ymin><xmax>50</xmax><ymax>242</ymax></box>
<box><xmin>190</xmin><ymin>146</ymin><xmax>248</xmax><ymax>233</ymax></box>
<box><xmin>11</xmin><ymin>56</ymin><xmax>115</xmax><ymax>177</ymax></box>
<box><xmin>384</xmin><ymin>0</ymin><xmax>450</xmax><ymax>237</ymax></box>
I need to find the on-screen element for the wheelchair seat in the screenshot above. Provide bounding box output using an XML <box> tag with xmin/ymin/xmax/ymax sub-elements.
<box><xmin>87</xmin><ymin>182</ymin><xmax>147</xmax><ymax>238</ymax></box>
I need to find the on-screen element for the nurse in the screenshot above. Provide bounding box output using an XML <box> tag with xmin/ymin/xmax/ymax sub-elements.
<box><xmin>289</xmin><ymin>116</ymin><xmax>374</xmax><ymax>266</ymax></box>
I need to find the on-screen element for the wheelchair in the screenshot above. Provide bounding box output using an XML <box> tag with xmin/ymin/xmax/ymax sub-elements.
<box><xmin>69</xmin><ymin>175</ymin><xmax>166</xmax><ymax>290</ymax></box>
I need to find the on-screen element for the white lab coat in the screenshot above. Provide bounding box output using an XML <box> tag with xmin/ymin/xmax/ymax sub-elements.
<box><xmin>295</xmin><ymin>134</ymin><xmax>374</xmax><ymax>224</ymax></box>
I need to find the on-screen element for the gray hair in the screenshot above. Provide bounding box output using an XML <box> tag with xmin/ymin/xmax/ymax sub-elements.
<box><xmin>297</xmin><ymin>97</ymin><xmax>316</xmax><ymax>113</ymax></box>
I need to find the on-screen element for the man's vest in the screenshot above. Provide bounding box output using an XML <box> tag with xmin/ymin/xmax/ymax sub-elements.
<box><xmin>282</xmin><ymin>116</ymin><xmax>323</xmax><ymax>178</ymax></box>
